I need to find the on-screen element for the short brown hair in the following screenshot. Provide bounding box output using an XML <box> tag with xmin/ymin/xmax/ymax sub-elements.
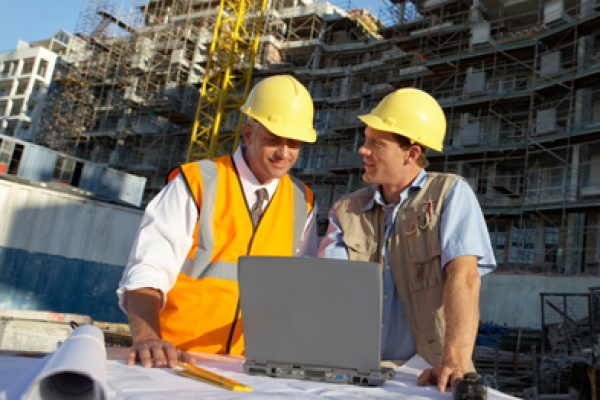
<box><xmin>392</xmin><ymin>134</ymin><xmax>429</xmax><ymax>168</ymax></box>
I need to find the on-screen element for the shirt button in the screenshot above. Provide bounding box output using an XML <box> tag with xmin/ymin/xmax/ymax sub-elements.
<box><xmin>384</xmin><ymin>295</ymin><xmax>388</xmax><ymax>300</ymax></box>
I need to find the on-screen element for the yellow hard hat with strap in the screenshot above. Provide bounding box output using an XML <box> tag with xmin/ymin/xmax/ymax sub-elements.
<box><xmin>240</xmin><ymin>75</ymin><xmax>316</xmax><ymax>143</ymax></box>
<box><xmin>358</xmin><ymin>88</ymin><xmax>447</xmax><ymax>152</ymax></box>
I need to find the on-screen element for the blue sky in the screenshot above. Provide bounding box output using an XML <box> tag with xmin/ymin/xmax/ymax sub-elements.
<box><xmin>0</xmin><ymin>0</ymin><xmax>381</xmax><ymax>52</ymax></box>
<box><xmin>0</xmin><ymin>1</ymin><xmax>86</xmax><ymax>51</ymax></box>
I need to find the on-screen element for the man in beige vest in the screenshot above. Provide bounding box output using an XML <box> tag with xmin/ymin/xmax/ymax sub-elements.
<box><xmin>318</xmin><ymin>88</ymin><xmax>496</xmax><ymax>393</ymax></box>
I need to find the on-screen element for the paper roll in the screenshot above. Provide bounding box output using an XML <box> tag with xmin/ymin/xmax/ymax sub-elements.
<box><xmin>20</xmin><ymin>324</ymin><xmax>108</xmax><ymax>400</ymax></box>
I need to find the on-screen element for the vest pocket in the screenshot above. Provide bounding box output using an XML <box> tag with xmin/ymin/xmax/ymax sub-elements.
<box><xmin>402</xmin><ymin>211</ymin><xmax>441</xmax><ymax>262</ymax></box>
<box><xmin>401</xmin><ymin>209</ymin><xmax>442</xmax><ymax>290</ymax></box>
<box><xmin>342</xmin><ymin>233</ymin><xmax>377</xmax><ymax>262</ymax></box>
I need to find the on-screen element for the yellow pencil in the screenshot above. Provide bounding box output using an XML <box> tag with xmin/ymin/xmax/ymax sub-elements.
<box><xmin>175</xmin><ymin>362</ymin><xmax>252</xmax><ymax>392</ymax></box>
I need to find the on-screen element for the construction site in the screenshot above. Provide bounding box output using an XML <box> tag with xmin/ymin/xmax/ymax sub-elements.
<box><xmin>25</xmin><ymin>0</ymin><xmax>600</xmax><ymax>277</ymax></box>
<box><xmin>3</xmin><ymin>0</ymin><xmax>600</xmax><ymax>397</ymax></box>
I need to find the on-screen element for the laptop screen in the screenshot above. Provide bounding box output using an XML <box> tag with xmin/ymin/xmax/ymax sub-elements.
<box><xmin>238</xmin><ymin>256</ymin><xmax>383</xmax><ymax>374</ymax></box>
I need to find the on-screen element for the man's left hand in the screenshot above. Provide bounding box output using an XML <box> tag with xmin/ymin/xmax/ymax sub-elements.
<box><xmin>417</xmin><ymin>365</ymin><xmax>465</xmax><ymax>393</ymax></box>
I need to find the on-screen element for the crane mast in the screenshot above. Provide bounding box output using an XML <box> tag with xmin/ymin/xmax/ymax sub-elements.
<box><xmin>187</xmin><ymin>0</ymin><xmax>269</xmax><ymax>162</ymax></box>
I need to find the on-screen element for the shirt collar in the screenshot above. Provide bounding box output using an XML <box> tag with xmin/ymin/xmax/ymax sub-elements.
<box><xmin>364</xmin><ymin>169</ymin><xmax>428</xmax><ymax>211</ymax></box>
<box><xmin>232</xmin><ymin>145</ymin><xmax>279</xmax><ymax>199</ymax></box>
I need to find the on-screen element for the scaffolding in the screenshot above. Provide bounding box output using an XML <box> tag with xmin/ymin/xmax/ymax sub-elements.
<box><xmin>285</xmin><ymin>0</ymin><xmax>600</xmax><ymax>275</ymax></box>
<box><xmin>37</xmin><ymin>0</ymin><xmax>206</xmax><ymax>198</ymax></box>
<box><xmin>34</xmin><ymin>0</ymin><xmax>600</xmax><ymax>275</ymax></box>
<box><xmin>36</xmin><ymin>0</ymin><xmax>303</xmax><ymax>199</ymax></box>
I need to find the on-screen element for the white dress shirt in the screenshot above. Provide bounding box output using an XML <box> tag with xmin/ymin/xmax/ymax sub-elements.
<box><xmin>117</xmin><ymin>146</ymin><xmax>318</xmax><ymax>311</ymax></box>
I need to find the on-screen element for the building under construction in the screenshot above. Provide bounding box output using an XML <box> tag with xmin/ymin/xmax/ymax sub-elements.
<box><xmin>33</xmin><ymin>0</ymin><xmax>600</xmax><ymax>275</ymax></box>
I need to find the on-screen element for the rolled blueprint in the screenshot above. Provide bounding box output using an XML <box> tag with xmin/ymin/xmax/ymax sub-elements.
<box><xmin>20</xmin><ymin>324</ymin><xmax>108</xmax><ymax>400</ymax></box>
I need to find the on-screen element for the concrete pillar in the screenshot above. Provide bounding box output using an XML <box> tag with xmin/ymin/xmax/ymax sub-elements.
<box><xmin>596</xmin><ymin>216</ymin><xmax>600</xmax><ymax>267</ymax></box>
<box><xmin>574</xmin><ymin>88</ymin><xmax>590</xmax><ymax>127</ymax></box>
<box><xmin>340</xmin><ymin>76</ymin><xmax>350</xmax><ymax>98</ymax></box>
<box><xmin>306</xmin><ymin>145</ymin><xmax>316</xmax><ymax>169</ymax></box>
<box><xmin>534</xmin><ymin>216</ymin><xmax>546</xmax><ymax>265</ymax></box>
<box><xmin>583</xmin><ymin>212</ymin><xmax>600</xmax><ymax>274</ymax></box>
<box><xmin>26</xmin><ymin>56</ymin><xmax>42</xmax><ymax>97</ymax></box>
<box><xmin>349</xmin><ymin>131</ymin><xmax>363</xmax><ymax>192</ymax></box>
<box><xmin>569</xmin><ymin>144</ymin><xmax>580</xmax><ymax>201</ymax></box>
<box><xmin>352</xmin><ymin>129</ymin><xmax>361</xmax><ymax>152</ymax></box>
<box><xmin>311</xmin><ymin>47</ymin><xmax>322</xmax><ymax>71</ymax></box>
<box><xmin>580</xmin><ymin>0</ymin><xmax>594</xmax><ymax>16</ymax></box>
<box><xmin>568</xmin><ymin>213</ymin><xmax>579</xmax><ymax>275</ymax></box>
<box><xmin>577</xmin><ymin>36</ymin><xmax>593</xmax><ymax>70</ymax></box>
<box><xmin>1</xmin><ymin>99</ymin><xmax>11</xmax><ymax>117</ymax></box>
<box><xmin>14</xmin><ymin>120</ymin><xmax>25</xmax><ymax>140</ymax></box>
<box><xmin>14</xmin><ymin>59</ymin><xmax>23</xmax><ymax>76</ymax></box>
<box><xmin>564</xmin><ymin>213</ymin><xmax>584</xmax><ymax>274</ymax></box>
<box><xmin>8</xmin><ymin>78</ymin><xmax>18</xmax><ymax>97</ymax></box>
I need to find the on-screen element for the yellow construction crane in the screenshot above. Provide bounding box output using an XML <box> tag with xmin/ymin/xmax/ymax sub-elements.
<box><xmin>187</xmin><ymin>0</ymin><xmax>269</xmax><ymax>162</ymax></box>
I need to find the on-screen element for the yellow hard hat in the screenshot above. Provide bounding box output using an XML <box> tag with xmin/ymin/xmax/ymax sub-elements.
<box><xmin>358</xmin><ymin>88</ymin><xmax>447</xmax><ymax>152</ymax></box>
<box><xmin>240</xmin><ymin>75</ymin><xmax>316</xmax><ymax>143</ymax></box>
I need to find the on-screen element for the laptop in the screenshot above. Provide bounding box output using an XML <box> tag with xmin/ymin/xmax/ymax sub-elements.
<box><xmin>237</xmin><ymin>256</ymin><xmax>396</xmax><ymax>386</ymax></box>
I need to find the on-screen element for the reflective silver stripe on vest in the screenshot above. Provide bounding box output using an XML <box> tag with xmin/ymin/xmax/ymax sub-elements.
<box><xmin>182</xmin><ymin>259</ymin><xmax>238</xmax><ymax>280</ymax></box>
<box><xmin>182</xmin><ymin>159</ymin><xmax>218</xmax><ymax>278</ymax></box>
<box><xmin>290</xmin><ymin>175</ymin><xmax>309</xmax><ymax>251</ymax></box>
<box><xmin>182</xmin><ymin>160</ymin><xmax>309</xmax><ymax>280</ymax></box>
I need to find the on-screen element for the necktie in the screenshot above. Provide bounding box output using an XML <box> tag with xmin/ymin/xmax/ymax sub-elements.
<box><xmin>250</xmin><ymin>188</ymin><xmax>268</xmax><ymax>227</ymax></box>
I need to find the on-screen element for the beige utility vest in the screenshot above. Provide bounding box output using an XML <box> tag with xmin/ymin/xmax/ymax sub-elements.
<box><xmin>334</xmin><ymin>172</ymin><xmax>466</xmax><ymax>367</ymax></box>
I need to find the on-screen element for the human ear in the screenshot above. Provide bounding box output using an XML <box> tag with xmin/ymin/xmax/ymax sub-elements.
<box><xmin>407</xmin><ymin>145</ymin><xmax>421</xmax><ymax>163</ymax></box>
<box><xmin>242</xmin><ymin>123</ymin><xmax>253</xmax><ymax>145</ymax></box>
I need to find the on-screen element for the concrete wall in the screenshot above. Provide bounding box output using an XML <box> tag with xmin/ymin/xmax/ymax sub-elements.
<box><xmin>0</xmin><ymin>176</ymin><xmax>143</xmax><ymax>322</ymax></box>
<box><xmin>3</xmin><ymin>173</ymin><xmax>599</xmax><ymax>327</ymax></box>
<box><xmin>480</xmin><ymin>273</ymin><xmax>600</xmax><ymax>329</ymax></box>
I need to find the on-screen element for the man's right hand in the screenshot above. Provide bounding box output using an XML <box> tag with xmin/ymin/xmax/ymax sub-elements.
<box><xmin>127</xmin><ymin>336</ymin><xmax>183</xmax><ymax>368</ymax></box>
<box><xmin>124</xmin><ymin>288</ymin><xmax>195</xmax><ymax>368</ymax></box>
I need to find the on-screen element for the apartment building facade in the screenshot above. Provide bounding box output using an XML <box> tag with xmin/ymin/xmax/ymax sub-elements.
<box><xmin>0</xmin><ymin>30</ymin><xmax>87</xmax><ymax>142</ymax></box>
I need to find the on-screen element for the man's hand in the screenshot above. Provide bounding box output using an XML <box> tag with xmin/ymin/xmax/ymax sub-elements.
<box><xmin>417</xmin><ymin>365</ymin><xmax>465</xmax><ymax>393</ymax></box>
<box><xmin>127</xmin><ymin>336</ymin><xmax>194</xmax><ymax>368</ymax></box>
<box><xmin>124</xmin><ymin>288</ymin><xmax>195</xmax><ymax>368</ymax></box>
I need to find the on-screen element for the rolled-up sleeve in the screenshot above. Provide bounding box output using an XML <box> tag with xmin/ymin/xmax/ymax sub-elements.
<box><xmin>440</xmin><ymin>179</ymin><xmax>497</xmax><ymax>275</ymax></box>
<box><xmin>117</xmin><ymin>175</ymin><xmax>197</xmax><ymax>313</ymax></box>
<box><xmin>318</xmin><ymin>206</ymin><xmax>349</xmax><ymax>260</ymax></box>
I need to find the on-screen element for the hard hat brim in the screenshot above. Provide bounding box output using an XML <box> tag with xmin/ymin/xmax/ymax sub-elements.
<box><xmin>259</xmin><ymin>118</ymin><xmax>317</xmax><ymax>143</ymax></box>
<box><xmin>357</xmin><ymin>114</ymin><xmax>443</xmax><ymax>152</ymax></box>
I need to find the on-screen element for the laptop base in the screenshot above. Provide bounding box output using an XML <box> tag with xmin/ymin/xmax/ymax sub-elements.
<box><xmin>244</xmin><ymin>361</ymin><xmax>396</xmax><ymax>386</ymax></box>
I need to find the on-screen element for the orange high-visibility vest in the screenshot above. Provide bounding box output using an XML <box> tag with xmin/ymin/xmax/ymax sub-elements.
<box><xmin>159</xmin><ymin>154</ymin><xmax>314</xmax><ymax>355</ymax></box>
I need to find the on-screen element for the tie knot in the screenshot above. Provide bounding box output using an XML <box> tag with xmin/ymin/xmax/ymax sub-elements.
<box><xmin>255</xmin><ymin>188</ymin><xmax>268</xmax><ymax>203</ymax></box>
